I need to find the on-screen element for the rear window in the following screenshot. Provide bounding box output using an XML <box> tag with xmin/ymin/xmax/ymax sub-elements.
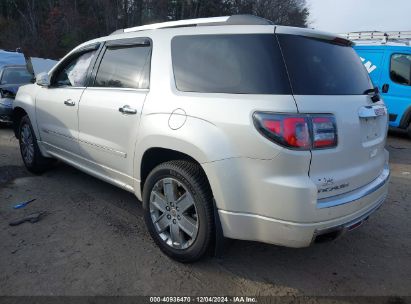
<box><xmin>171</xmin><ymin>34</ymin><xmax>291</xmax><ymax>94</ymax></box>
<box><xmin>277</xmin><ymin>35</ymin><xmax>373</xmax><ymax>95</ymax></box>
<box><xmin>1</xmin><ymin>67</ymin><xmax>32</xmax><ymax>85</ymax></box>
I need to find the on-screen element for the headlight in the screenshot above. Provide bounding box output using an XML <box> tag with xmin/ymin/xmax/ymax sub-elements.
<box><xmin>0</xmin><ymin>99</ymin><xmax>13</xmax><ymax>108</ymax></box>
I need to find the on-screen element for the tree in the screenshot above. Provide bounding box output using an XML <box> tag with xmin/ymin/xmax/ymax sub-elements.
<box><xmin>0</xmin><ymin>0</ymin><xmax>309</xmax><ymax>59</ymax></box>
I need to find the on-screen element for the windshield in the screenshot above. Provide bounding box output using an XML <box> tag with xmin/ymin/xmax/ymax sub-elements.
<box><xmin>1</xmin><ymin>67</ymin><xmax>33</xmax><ymax>85</ymax></box>
<box><xmin>277</xmin><ymin>34</ymin><xmax>373</xmax><ymax>95</ymax></box>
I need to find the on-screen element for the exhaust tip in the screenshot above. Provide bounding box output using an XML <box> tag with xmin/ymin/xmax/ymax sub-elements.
<box><xmin>314</xmin><ymin>229</ymin><xmax>342</xmax><ymax>243</ymax></box>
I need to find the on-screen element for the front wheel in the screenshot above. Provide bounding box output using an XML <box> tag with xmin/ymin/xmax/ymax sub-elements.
<box><xmin>143</xmin><ymin>160</ymin><xmax>214</xmax><ymax>262</ymax></box>
<box><xmin>19</xmin><ymin>115</ymin><xmax>53</xmax><ymax>174</ymax></box>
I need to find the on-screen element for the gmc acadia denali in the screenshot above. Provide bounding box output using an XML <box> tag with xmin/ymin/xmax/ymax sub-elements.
<box><xmin>13</xmin><ymin>15</ymin><xmax>390</xmax><ymax>262</ymax></box>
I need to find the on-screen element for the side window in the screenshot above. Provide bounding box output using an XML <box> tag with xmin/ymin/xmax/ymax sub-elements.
<box><xmin>390</xmin><ymin>53</ymin><xmax>411</xmax><ymax>86</ymax></box>
<box><xmin>93</xmin><ymin>44</ymin><xmax>151</xmax><ymax>89</ymax></box>
<box><xmin>171</xmin><ymin>34</ymin><xmax>291</xmax><ymax>94</ymax></box>
<box><xmin>53</xmin><ymin>50</ymin><xmax>96</xmax><ymax>87</ymax></box>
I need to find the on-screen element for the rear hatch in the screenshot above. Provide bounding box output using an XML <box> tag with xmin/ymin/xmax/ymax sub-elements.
<box><xmin>276</xmin><ymin>29</ymin><xmax>388</xmax><ymax>199</ymax></box>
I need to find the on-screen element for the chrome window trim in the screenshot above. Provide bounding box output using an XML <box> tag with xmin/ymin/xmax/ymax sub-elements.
<box><xmin>84</xmin><ymin>87</ymin><xmax>149</xmax><ymax>93</ymax></box>
<box><xmin>46</xmin><ymin>86</ymin><xmax>86</xmax><ymax>90</ymax></box>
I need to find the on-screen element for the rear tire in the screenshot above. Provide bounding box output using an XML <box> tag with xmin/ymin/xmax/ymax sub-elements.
<box><xmin>142</xmin><ymin>160</ymin><xmax>214</xmax><ymax>263</ymax></box>
<box><xmin>18</xmin><ymin>115</ymin><xmax>53</xmax><ymax>174</ymax></box>
<box><xmin>407</xmin><ymin>121</ymin><xmax>411</xmax><ymax>139</ymax></box>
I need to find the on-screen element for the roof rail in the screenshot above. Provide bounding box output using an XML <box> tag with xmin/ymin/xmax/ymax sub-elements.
<box><xmin>110</xmin><ymin>15</ymin><xmax>273</xmax><ymax>35</ymax></box>
<box><xmin>341</xmin><ymin>31</ymin><xmax>411</xmax><ymax>46</ymax></box>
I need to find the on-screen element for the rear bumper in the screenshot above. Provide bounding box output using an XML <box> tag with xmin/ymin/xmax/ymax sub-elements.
<box><xmin>217</xmin><ymin>165</ymin><xmax>389</xmax><ymax>247</ymax></box>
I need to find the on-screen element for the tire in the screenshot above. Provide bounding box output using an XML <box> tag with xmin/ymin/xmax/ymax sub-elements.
<box><xmin>407</xmin><ymin>122</ymin><xmax>411</xmax><ymax>139</ymax></box>
<box><xmin>18</xmin><ymin>115</ymin><xmax>53</xmax><ymax>174</ymax></box>
<box><xmin>143</xmin><ymin>160</ymin><xmax>214</xmax><ymax>263</ymax></box>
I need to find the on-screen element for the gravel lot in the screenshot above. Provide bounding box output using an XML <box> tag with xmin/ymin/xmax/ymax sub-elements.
<box><xmin>0</xmin><ymin>127</ymin><xmax>410</xmax><ymax>298</ymax></box>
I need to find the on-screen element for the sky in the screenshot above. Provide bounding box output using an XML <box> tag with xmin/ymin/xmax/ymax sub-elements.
<box><xmin>307</xmin><ymin>0</ymin><xmax>411</xmax><ymax>33</ymax></box>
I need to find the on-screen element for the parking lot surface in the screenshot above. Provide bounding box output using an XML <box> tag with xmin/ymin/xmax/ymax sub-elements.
<box><xmin>0</xmin><ymin>127</ymin><xmax>410</xmax><ymax>297</ymax></box>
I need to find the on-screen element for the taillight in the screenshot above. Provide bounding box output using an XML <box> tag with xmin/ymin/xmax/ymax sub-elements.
<box><xmin>312</xmin><ymin>117</ymin><xmax>337</xmax><ymax>148</ymax></box>
<box><xmin>253</xmin><ymin>112</ymin><xmax>337</xmax><ymax>150</ymax></box>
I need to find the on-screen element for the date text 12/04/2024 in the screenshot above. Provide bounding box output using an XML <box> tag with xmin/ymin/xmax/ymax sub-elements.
<box><xmin>149</xmin><ymin>296</ymin><xmax>258</xmax><ymax>303</ymax></box>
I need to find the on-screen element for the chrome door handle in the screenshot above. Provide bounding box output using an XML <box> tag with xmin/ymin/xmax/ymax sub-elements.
<box><xmin>64</xmin><ymin>99</ymin><xmax>75</xmax><ymax>106</ymax></box>
<box><xmin>119</xmin><ymin>105</ymin><xmax>137</xmax><ymax>115</ymax></box>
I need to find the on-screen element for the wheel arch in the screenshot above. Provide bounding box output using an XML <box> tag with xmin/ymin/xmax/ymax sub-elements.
<box><xmin>12</xmin><ymin>84</ymin><xmax>39</xmax><ymax>139</ymax></box>
<box><xmin>399</xmin><ymin>105</ymin><xmax>411</xmax><ymax>129</ymax></box>
<box><xmin>12</xmin><ymin>107</ymin><xmax>28</xmax><ymax>138</ymax></box>
<box><xmin>139</xmin><ymin>147</ymin><xmax>209</xmax><ymax>194</ymax></box>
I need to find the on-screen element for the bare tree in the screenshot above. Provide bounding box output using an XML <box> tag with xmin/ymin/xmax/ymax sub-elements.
<box><xmin>0</xmin><ymin>0</ymin><xmax>309</xmax><ymax>58</ymax></box>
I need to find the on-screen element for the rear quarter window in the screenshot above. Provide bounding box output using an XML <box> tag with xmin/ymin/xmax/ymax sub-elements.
<box><xmin>171</xmin><ymin>34</ymin><xmax>291</xmax><ymax>94</ymax></box>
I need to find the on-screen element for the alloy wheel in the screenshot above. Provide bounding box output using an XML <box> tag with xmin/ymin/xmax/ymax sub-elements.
<box><xmin>20</xmin><ymin>123</ymin><xmax>34</xmax><ymax>165</ymax></box>
<box><xmin>149</xmin><ymin>177</ymin><xmax>199</xmax><ymax>249</ymax></box>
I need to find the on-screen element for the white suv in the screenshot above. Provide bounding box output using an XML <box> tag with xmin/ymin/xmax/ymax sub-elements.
<box><xmin>13</xmin><ymin>15</ymin><xmax>390</xmax><ymax>262</ymax></box>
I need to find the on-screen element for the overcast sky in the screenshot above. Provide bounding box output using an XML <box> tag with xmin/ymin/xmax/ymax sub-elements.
<box><xmin>307</xmin><ymin>0</ymin><xmax>411</xmax><ymax>33</ymax></box>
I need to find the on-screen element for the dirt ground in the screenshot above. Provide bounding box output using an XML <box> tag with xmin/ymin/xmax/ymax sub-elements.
<box><xmin>0</xmin><ymin>127</ymin><xmax>410</xmax><ymax>298</ymax></box>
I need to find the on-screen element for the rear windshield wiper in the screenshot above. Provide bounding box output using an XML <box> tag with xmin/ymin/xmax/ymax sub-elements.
<box><xmin>363</xmin><ymin>87</ymin><xmax>380</xmax><ymax>103</ymax></box>
<box><xmin>363</xmin><ymin>88</ymin><xmax>378</xmax><ymax>95</ymax></box>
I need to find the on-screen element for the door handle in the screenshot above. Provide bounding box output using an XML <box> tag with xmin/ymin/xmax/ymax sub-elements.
<box><xmin>119</xmin><ymin>105</ymin><xmax>137</xmax><ymax>115</ymax></box>
<box><xmin>64</xmin><ymin>99</ymin><xmax>75</xmax><ymax>106</ymax></box>
<box><xmin>382</xmin><ymin>83</ymin><xmax>389</xmax><ymax>93</ymax></box>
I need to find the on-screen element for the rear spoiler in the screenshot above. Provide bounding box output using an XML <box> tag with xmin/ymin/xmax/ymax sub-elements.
<box><xmin>275</xmin><ymin>26</ymin><xmax>353</xmax><ymax>46</ymax></box>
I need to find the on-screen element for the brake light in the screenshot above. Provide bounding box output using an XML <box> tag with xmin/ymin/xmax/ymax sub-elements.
<box><xmin>253</xmin><ymin>112</ymin><xmax>337</xmax><ymax>150</ymax></box>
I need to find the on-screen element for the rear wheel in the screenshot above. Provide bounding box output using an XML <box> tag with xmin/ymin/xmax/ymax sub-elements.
<box><xmin>407</xmin><ymin>121</ymin><xmax>411</xmax><ymax>139</ymax></box>
<box><xmin>19</xmin><ymin>115</ymin><xmax>53</xmax><ymax>174</ymax></box>
<box><xmin>143</xmin><ymin>160</ymin><xmax>214</xmax><ymax>262</ymax></box>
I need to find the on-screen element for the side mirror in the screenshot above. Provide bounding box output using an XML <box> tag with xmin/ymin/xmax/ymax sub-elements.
<box><xmin>36</xmin><ymin>72</ymin><xmax>50</xmax><ymax>87</ymax></box>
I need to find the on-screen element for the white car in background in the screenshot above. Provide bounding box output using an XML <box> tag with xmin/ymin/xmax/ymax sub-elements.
<box><xmin>12</xmin><ymin>15</ymin><xmax>390</xmax><ymax>262</ymax></box>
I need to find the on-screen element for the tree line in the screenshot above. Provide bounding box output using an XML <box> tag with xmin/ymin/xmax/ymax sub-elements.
<box><xmin>0</xmin><ymin>0</ymin><xmax>309</xmax><ymax>59</ymax></box>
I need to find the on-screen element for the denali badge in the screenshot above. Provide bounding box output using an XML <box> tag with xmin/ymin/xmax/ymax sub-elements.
<box><xmin>318</xmin><ymin>183</ymin><xmax>349</xmax><ymax>193</ymax></box>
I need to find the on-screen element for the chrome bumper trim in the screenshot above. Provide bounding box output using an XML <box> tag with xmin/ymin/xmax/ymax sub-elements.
<box><xmin>317</xmin><ymin>165</ymin><xmax>390</xmax><ymax>209</ymax></box>
<box><xmin>313</xmin><ymin>193</ymin><xmax>386</xmax><ymax>242</ymax></box>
